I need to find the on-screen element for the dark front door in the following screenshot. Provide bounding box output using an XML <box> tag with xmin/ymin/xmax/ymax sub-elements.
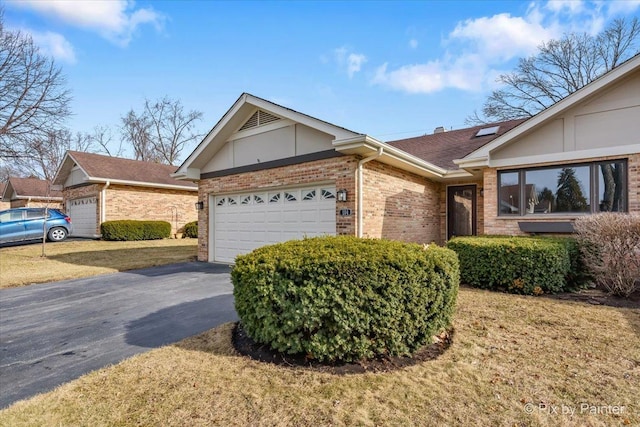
<box><xmin>447</xmin><ymin>185</ymin><xmax>477</xmax><ymax>240</ymax></box>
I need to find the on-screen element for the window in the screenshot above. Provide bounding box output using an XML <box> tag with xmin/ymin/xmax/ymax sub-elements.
<box><xmin>284</xmin><ymin>192</ymin><xmax>297</xmax><ymax>202</ymax></box>
<box><xmin>253</xmin><ymin>195</ymin><xmax>264</xmax><ymax>204</ymax></box>
<box><xmin>241</xmin><ymin>196</ymin><xmax>251</xmax><ymax>205</ymax></box>
<box><xmin>498</xmin><ymin>160</ymin><xmax>627</xmax><ymax>216</ymax></box>
<box><xmin>269</xmin><ymin>192</ymin><xmax>281</xmax><ymax>203</ymax></box>
<box><xmin>597</xmin><ymin>161</ymin><xmax>627</xmax><ymax>212</ymax></box>
<box><xmin>26</xmin><ymin>209</ymin><xmax>46</xmax><ymax>219</ymax></box>
<box><xmin>302</xmin><ymin>189</ymin><xmax>316</xmax><ymax>201</ymax></box>
<box><xmin>321</xmin><ymin>189</ymin><xmax>336</xmax><ymax>200</ymax></box>
<box><xmin>498</xmin><ymin>171</ymin><xmax>520</xmax><ymax>214</ymax></box>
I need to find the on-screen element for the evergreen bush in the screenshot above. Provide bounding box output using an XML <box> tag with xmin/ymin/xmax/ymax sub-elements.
<box><xmin>232</xmin><ymin>236</ymin><xmax>459</xmax><ymax>363</ymax></box>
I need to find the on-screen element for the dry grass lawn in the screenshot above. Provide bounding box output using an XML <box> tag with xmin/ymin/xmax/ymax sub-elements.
<box><xmin>1</xmin><ymin>287</ymin><xmax>638</xmax><ymax>426</ymax></box>
<box><xmin>0</xmin><ymin>239</ymin><xmax>197</xmax><ymax>289</ymax></box>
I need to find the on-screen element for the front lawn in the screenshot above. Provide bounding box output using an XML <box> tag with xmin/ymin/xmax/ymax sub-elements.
<box><xmin>0</xmin><ymin>239</ymin><xmax>198</xmax><ymax>289</ymax></box>
<box><xmin>2</xmin><ymin>287</ymin><xmax>637</xmax><ymax>426</ymax></box>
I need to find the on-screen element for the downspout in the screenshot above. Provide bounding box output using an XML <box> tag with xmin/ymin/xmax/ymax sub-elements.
<box><xmin>101</xmin><ymin>181</ymin><xmax>110</xmax><ymax>229</ymax></box>
<box><xmin>357</xmin><ymin>147</ymin><xmax>383</xmax><ymax>238</ymax></box>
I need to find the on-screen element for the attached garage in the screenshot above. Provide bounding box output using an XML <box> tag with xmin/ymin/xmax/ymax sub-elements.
<box><xmin>211</xmin><ymin>185</ymin><xmax>337</xmax><ymax>262</ymax></box>
<box><xmin>67</xmin><ymin>197</ymin><xmax>97</xmax><ymax>237</ymax></box>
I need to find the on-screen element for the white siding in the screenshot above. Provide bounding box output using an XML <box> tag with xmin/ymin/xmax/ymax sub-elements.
<box><xmin>492</xmin><ymin>69</ymin><xmax>640</xmax><ymax>161</ymax></box>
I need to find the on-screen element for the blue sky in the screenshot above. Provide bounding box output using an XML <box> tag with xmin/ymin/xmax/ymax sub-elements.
<box><xmin>4</xmin><ymin>0</ymin><xmax>640</xmax><ymax>161</ymax></box>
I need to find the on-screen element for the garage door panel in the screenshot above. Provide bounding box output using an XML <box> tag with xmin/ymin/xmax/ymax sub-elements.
<box><xmin>213</xmin><ymin>185</ymin><xmax>336</xmax><ymax>263</ymax></box>
<box><xmin>68</xmin><ymin>197</ymin><xmax>97</xmax><ymax>237</ymax></box>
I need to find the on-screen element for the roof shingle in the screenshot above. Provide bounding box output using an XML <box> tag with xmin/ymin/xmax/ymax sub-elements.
<box><xmin>7</xmin><ymin>177</ymin><xmax>62</xmax><ymax>199</ymax></box>
<box><xmin>386</xmin><ymin>119</ymin><xmax>526</xmax><ymax>169</ymax></box>
<box><xmin>67</xmin><ymin>151</ymin><xmax>197</xmax><ymax>188</ymax></box>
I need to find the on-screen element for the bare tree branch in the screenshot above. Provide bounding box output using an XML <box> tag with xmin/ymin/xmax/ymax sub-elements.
<box><xmin>471</xmin><ymin>17</ymin><xmax>640</xmax><ymax>123</ymax></box>
<box><xmin>15</xmin><ymin>129</ymin><xmax>99</xmax><ymax>180</ymax></box>
<box><xmin>0</xmin><ymin>9</ymin><xmax>71</xmax><ymax>159</ymax></box>
<box><xmin>121</xmin><ymin>96</ymin><xmax>203</xmax><ymax>164</ymax></box>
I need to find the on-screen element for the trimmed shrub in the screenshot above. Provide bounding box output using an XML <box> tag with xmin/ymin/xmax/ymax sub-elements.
<box><xmin>101</xmin><ymin>220</ymin><xmax>171</xmax><ymax>241</ymax></box>
<box><xmin>182</xmin><ymin>221</ymin><xmax>198</xmax><ymax>238</ymax></box>
<box><xmin>232</xmin><ymin>236</ymin><xmax>460</xmax><ymax>363</ymax></box>
<box><xmin>446</xmin><ymin>236</ymin><xmax>584</xmax><ymax>295</ymax></box>
<box><xmin>574</xmin><ymin>213</ymin><xmax>640</xmax><ymax>297</ymax></box>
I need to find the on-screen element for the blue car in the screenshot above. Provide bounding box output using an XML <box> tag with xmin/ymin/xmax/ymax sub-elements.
<box><xmin>0</xmin><ymin>208</ymin><xmax>73</xmax><ymax>244</ymax></box>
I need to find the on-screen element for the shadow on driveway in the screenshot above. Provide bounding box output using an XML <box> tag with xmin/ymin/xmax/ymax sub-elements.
<box><xmin>125</xmin><ymin>293</ymin><xmax>238</xmax><ymax>348</ymax></box>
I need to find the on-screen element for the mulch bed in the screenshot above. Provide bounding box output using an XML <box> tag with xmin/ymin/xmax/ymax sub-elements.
<box><xmin>232</xmin><ymin>322</ymin><xmax>454</xmax><ymax>375</ymax></box>
<box><xmin>542</xmin><ymin>286</ymin><xmax>640</xmax><ymax>309</ymax></box>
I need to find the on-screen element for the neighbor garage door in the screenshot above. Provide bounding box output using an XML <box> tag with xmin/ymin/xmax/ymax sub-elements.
<box><xmin>67</xmin><ymin>197</ymin><xmax>97</xmax><ymax>237</ymax></box>
<box><xmin>213</xmin><ymin>185</ymin><xmax>336</xmax><ymax>263</ymax></box>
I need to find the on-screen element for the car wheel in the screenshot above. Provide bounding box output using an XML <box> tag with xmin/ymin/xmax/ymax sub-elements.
<box><xmin>47</xmin><ymin>227</ymin><xmax>68</xmax><ymax>242</ymax></box>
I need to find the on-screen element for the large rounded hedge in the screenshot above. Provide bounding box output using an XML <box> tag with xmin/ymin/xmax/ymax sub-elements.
<box><xmin>232</xmin><ymin>236</ymin><xmax>460</xmax><ymax>363</ymax></box>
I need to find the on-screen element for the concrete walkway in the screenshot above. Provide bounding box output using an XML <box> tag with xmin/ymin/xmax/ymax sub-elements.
<box><xmin>0</xmin><ymin>262</ymin><xmax>237</xmax><ymax>409</ymax></box>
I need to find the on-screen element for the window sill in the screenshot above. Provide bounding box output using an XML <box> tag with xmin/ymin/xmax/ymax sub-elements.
<box><xmin>497</xmin><ymin>214</ymin><xmax>585</xmax><ymax>220</ymax></box>
<box><xmin>518</xmin><ymin>221</ymin><xmax>575</xmax><ymax>234</ymax></box>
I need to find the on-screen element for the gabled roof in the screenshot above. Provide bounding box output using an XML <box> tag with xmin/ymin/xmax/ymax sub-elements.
<box><xmin>386</xmin><ymin>119</ymin><xmax>526</xmax><ymax>169</ymax></box>
<box><xmin>3</xmin><ymin>177</ymin><xmax>63</xmax><ymax>201</ymax></box>
<box><xmin>457</xmin><ymin>53</ymin><xmax>640</xmax><ymax>168</ymax></box>
<box><xmin>174</xmin><ymin>93</ymin><xmax>363</xmax><ymax>180</ymax></box>
<box><xmin>0</xmin><ymin>182</ymin><xmax>6</xmax><ymax>201</ymax></box>
<box><xmin>53</xmin><ymin>151</ymin><xmax>197</xmax><ymax>191</ymax></box>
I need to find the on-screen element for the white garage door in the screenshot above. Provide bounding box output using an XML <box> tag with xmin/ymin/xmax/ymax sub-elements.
<box><xmin>68</xmin><ymin>197</ymin><xmax>97</xmax><ymax>237</ymax></box>
<box><xmin>213</xmin><ymin>185</ymin><xmax>336</xmax><ymax>263</ymax></box>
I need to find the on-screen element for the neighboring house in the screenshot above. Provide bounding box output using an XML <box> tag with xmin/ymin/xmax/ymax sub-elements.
<box><xmin>53</xmin><ymin>151</ymin><xmax>198</xmax><ymax>238</ymax></box>
<box><xmin>0</xmin><ymin>182</ymin><xmax>10</xmax><ymax>210</ymax></box>
<box><xmin>1</xmin><ymin>177</ymin><xmax>63</xmax><ymax>209</ymax></box>
<box><xmin>174</xmin><ymin>54</ymin><xmax>639</xmax><ymax>263</ymax></box>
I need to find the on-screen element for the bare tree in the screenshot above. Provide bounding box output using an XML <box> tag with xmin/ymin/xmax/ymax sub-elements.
<box><xmin>468</xmin><ymin>17</ymin><xmax>640</xmax><ymax>124</ymax></box>
<box><xmin>15</xmin><ymin>129</ymin><xmax>98</xmax><ymax>180</ymax></box>
<box><xmin>0</xmin><ymin>9</ymin><xmax>72</xmax><ymax>158</ymax></box>
<box><xmin>121</xmin><ymin>96</ymin><xmax>203</xmax><ymax>164</ymax></box>
<box><xmin>91</xmin><ymin>125</ymin><xmax>125</xmax><ymax>158</ymax></box>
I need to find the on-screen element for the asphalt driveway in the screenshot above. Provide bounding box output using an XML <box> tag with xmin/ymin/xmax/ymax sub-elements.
<box><xmin>0</xmin><ymin>262</ymin><xmax>237</xmax><ymax>409</ymax></box>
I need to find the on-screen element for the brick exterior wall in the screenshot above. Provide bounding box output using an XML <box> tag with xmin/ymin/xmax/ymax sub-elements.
<box><xmin>483</xmin><ymin>153</ymin><xmax>639</xmax><ymax>235</ymax></box>
<box><xmin>196</xmin><ymin>155</ymin><xmax>448</xmax><ymax>262</ymax></box>
<box><xmin>9</xmin><ymin>199</ymin><xmax>63</xmax><ymax>209</ymax></box>
<box><xmin>63</xmin><ymin>183</ymin><xmax>197</xmax><ymax>236</ymax></box>
<box><xmin>105</xmin><ymin>185</ymin><xmax>197</xmax><ymax>236</ymax></box>
<box><xmin>197</xmin><ymin>155</ymin><xmax>359</xmax><ymax>261</ymax></box>
<box><xmin>361</xmin><ymin>161</ymin><xmax>441</xmax><ymax>244</ymax></box>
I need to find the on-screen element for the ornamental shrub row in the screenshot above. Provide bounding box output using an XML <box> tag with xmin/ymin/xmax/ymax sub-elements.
<box><xmin>100</xmin><ymin>220</ymin><xmax>171</xmax><ymax>241</ymax></box>
<box><xmin>446</xmin><ymin>236</ymin><xmax>587</xmax><ymax>295</ymax></box>
<box><xmin>232</xmin><ymin>236</ymin><xmax>460</xmax><ymax>363</ymax></box>
<box><xmin>182</xmin><ymin>221</ymin><xmax>198</xmax><ymax>238</ymax></box>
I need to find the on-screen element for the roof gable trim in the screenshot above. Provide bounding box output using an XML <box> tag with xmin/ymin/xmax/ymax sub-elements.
<box><xmin>460</xmin><ymin>54</ymin><xmax>640</xmax><ymax>165</ymax></box>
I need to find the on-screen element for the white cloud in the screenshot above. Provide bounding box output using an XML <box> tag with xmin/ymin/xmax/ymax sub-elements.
<box><xmin>606</xmin><ymin>0</ymin><xmax>640</xmax><ymax>15</ymax></box>
<box><xmin>545</xmin><ymin>0</ymin><xmax>586</xmax><ymax>14</ymax></box>
<box><xmin>409</xmin><ymin>38</ymin><xmax>418</xmax><ymax>49</ymax></box>
<box><xmin>347</xmin><ymin>53</ymin><xmax>367</xmax><ymax>78</ymax></box>
<box><xmin>30</xmin><ymin>30</ymin><xmax>76</xmax><ymax>64</ymax></box>
<box><xmin>332</xmin><ymin>46</ymin><xmax>367</xmax><ymax>78</ymax></box>
<box><xmin>450</xmin><ymin>12</ymin><xmax>558</xmax><ymax>61</ymax></box>
<box><xmin>373</xmin><ymin>62</ymin><xmax>445</xmax><ymax>93</ymax></box>
<box><xmin>371</xmin><ymin>1</ymin><xmax>631</xmax><ymax>95</ymax></box>
<box><xmin>14</xmin><ymin>0</ymin><xmax>164</xmax><ymax>46</ymax></box>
